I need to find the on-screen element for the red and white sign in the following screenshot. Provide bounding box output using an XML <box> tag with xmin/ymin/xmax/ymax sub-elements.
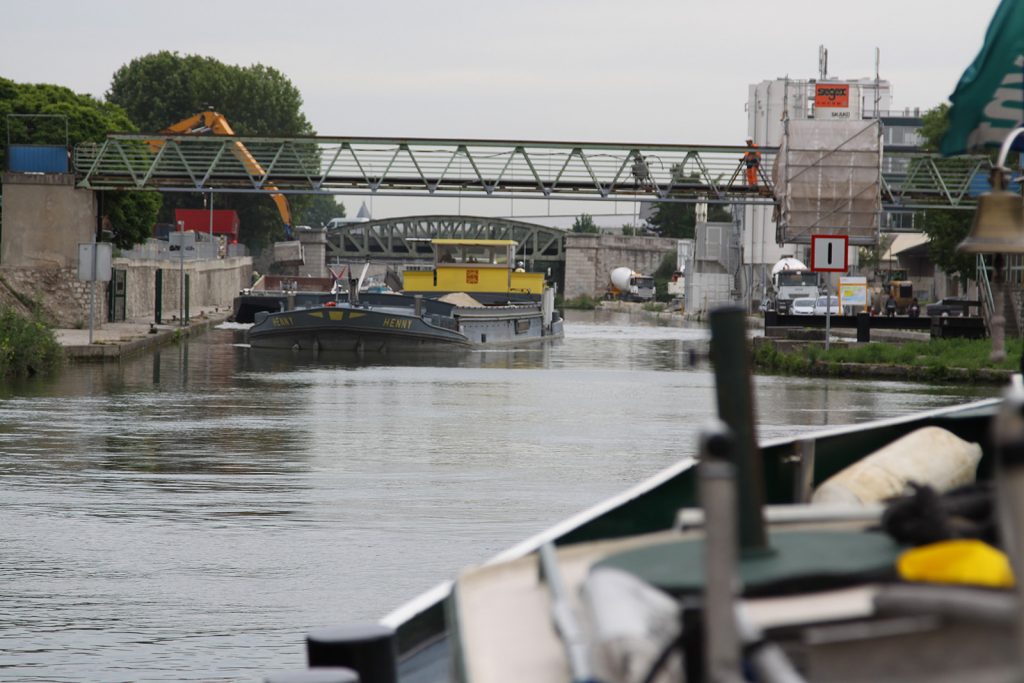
<box><xmin>814</xmin><ymin>83</ymin><xmax>850</xmax><ymax>108</ymax></box>
<box><xmin>810</xmin><ymin>235</ymin><xmax>849</xmax><ymax>272</ymax></box>
<box><xmin>814</xmin><ymin>83</ymin><xmax>852</xmax><ymax>119</ymax></box>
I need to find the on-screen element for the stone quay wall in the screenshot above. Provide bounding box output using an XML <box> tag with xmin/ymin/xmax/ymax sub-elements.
<box><xmin>0</xmin><ymin>266</ymin><xmax>100</xmax><ymax>327</ymax></box>
<box><xmin>0</xmin><ymin>257</ymin><xmax>251</xmax><ymax>328</ymax></box>
<box><xmin>564</xmin><ymin>233</ymin><xmax>678</xmax><ymax>299</ymax></box>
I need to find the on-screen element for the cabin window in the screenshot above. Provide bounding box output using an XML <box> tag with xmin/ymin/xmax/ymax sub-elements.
<box><xmin>462</xmin><ymin>245</ymin><xmax>506</xmax><ymax>265</ymax></box>
<box><xmin>435</xmin><ymin>244</ymin><xmax>511</xmax><ymax>266</ymax></box>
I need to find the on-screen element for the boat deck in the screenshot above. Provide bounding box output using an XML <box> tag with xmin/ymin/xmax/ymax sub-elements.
<box><xmin>453</xmin><ymin>515</ymin><xmax>887</xmax><ymax>683</ymax></box>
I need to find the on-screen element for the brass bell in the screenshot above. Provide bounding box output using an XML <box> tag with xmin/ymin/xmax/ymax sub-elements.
<box><xmin>957</xmin><ymin>168</ymin><xmax>1024</xmax><ymax>254</ymax></box>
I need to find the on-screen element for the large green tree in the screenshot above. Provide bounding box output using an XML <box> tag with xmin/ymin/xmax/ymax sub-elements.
<box><xmin>106</xmin><ymin>51</ymin><xmax>340</xmax><ymax>249</ymax></box>
<box><xmin>0</xmin><ymin>77</ymin><xmax>160</xmax><ymax>247</ymax></box>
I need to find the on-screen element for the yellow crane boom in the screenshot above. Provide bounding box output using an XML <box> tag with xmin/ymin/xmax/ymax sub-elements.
<box><xmin>150</xmin><ymin>111</ymin><xmax>293</xmax><ymax>237</ymax></box>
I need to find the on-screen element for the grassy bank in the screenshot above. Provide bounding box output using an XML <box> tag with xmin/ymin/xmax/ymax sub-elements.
<box><xmin>560</xmin><ymin>294</ymin><xmax>601</xmax><ymax>310</ymax></box>
<box><xmin>0</xmin><ymin>306</ymin><xmax>63</xmax><ymax>378</ymax></box>
<box><xmin>753</xmin><ymin>337</ymin><xmax>1022</xmax><ymax>382</ymax></box>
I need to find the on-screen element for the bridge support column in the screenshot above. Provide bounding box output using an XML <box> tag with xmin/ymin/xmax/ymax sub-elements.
<box><xmin>298</xmin><ymin>228</ymin><xmax>327</xmax><ymax>279</ymax></box>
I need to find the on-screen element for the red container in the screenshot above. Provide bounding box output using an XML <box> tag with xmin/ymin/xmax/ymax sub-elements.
<box><xmin>173</xmin><ymin>209</ymin><xmax>240</xmax><ymax>239</ymax></box>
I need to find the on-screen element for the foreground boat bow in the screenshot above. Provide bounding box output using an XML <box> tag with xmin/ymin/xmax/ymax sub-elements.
<box><xmin>268</xmin><ymin>308</ymin><xmax>1013</xmax><ymax>683</ymax></box>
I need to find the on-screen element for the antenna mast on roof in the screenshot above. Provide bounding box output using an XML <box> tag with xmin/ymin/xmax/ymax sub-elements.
<box><xmin>818</xmin><ymin>45</ymin><xmax>828</xmax><ymax>80</ymax></box>
<box><xmin>874</xmin><ymin>47</ymin><xmax>882</xmax><ymax>119</ymax></box>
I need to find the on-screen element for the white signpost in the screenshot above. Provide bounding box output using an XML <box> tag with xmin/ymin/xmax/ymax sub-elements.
<box><xmin>169</xmin><ymin>231</ymin><xmax>196</xmax><ymax>326</ymax></box>
<box><xmin>78</xmin><ymin>241</ymin><xmax>113</xmax><ymax>344</ymax></box>
<box><xmin>810</xmin><ymin>235</ymin><xmax>849</xmax><ymax>350</ymax></box>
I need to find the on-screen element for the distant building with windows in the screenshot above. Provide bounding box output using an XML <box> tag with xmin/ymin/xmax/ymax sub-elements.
<box><xmin>740</xmin><ymin>74</ymin><xmax>929</xmax><ymax>309</ymax></box>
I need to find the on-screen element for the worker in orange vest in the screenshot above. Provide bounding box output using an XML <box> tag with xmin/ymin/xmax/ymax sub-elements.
<box><xmin>743</xmin><ymin>138</ymin><xmax>761</xmax><ymax>187</ymax></box>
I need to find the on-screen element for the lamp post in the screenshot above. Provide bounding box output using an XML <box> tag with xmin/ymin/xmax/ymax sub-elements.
<box><xmin>956</xmin><ymin>127</ymin><xmax>1024</xmax><ymax>362</ymax></box>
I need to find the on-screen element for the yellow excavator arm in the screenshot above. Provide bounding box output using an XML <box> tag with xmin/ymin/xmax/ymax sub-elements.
<box><xmin>150</xmin><ymin>111</ymin><xmax>293</xmax><ymax>238</ymax></box>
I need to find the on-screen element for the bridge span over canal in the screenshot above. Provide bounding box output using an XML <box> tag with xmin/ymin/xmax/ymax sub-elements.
<box><xmin>73</xmin><ymin>132</ymin><xmax>992</xmax><ymax>214</ymax></box>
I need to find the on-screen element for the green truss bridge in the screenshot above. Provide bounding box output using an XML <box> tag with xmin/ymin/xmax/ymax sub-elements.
<box><xmin>72</xmin><ymin>133</ymin><xmax>993</xmax><ymax>211</ymax></box>
<box><xmin>319</xmin><ymin>215</ymin><xmax>568</xmax><ymax>263</ymax></box>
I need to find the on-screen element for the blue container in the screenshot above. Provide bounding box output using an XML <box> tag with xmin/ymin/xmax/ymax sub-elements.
<box><xmin>7</xmin><ymin>144</ymin><xmax>68</xmax><ymax>173</ymax></box>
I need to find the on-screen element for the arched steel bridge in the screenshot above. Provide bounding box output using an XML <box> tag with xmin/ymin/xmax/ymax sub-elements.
<box><xmin>323</xmin><ymin>215</ymin><xmax>567</xmax><ymax>262</ymax></box>
<box><xmin>72</xmin><ymin>133</ymin><xmax>992</xmax><ymax>210</ymax></box>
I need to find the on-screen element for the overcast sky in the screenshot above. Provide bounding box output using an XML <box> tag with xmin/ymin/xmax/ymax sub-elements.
<box><xmin>1</xmin><ymin>0</ymin><xmax>1003</xmax><ymax>220</ymax></box>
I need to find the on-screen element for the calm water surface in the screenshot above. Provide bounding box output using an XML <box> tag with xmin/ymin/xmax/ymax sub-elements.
<box><xmin>0</xmin><ymin>310</ymin><xmax>999</xmax><ymax>681</ymax></box>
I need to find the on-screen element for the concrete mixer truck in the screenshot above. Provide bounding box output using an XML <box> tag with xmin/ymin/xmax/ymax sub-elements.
<box><xmin>608</xmin><ymin>267</ymin><xmax>656</xmax><ymax>302</ymax></box>
<box><xmin>768</xmin><ymin>257</ymin><xmax>820</xmax><ymax>314</ymax></box>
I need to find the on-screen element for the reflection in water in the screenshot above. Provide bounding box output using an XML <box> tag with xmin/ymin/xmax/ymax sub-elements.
<box><xmin>0</xmin><ymin>311</ymin><xmax>999</xmax><ymax>681</ymax></box>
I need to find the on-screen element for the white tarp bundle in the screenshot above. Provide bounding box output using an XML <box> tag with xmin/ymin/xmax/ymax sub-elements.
<box><xmin>773</xmin><ymin>119</ymin><xmax>882</xmax><ymax>245</ymax></box>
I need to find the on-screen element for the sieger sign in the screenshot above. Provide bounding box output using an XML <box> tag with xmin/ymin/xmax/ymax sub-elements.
<box><xmin>815</xmin><ymin>83</ymin><xmax>851</xmax><ymax>118</ymax></box>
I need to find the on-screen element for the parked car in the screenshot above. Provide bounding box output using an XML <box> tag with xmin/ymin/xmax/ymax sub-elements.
<box><xmin>926</xmin><ymin>297</ymin><xmax>972</xmax><ymax>317</ymax></box>
<box><xmin>791</xmin><ymin>297</ymin><xmax>816</xmax><ymax>315</ymax></box>
<box><xmin>814</xmin><ymin>295</ymin><xmax>840</xmax><ymax>315</ymax></box>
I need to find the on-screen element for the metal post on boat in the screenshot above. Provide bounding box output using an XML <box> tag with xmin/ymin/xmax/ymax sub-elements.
<box><xmin>538</xmin><ymin>542</ymin><xmax>597</xmax><ymax>683</ymax></box>
<box><xmin>793</xmin><ymin>438</ymin><xmax>816</xmax><ymax>503</ymax></box>
<box><xmin>708</xmin><ymin>306</ymin><xmax>770</xmax><ymax>555</ymax></box>
<box><xmin>992</xmin><ymin>374</ymin><xmax>1024</xmax><ymax>671</ymax></box>
<box><xmin>414</xmin><ymin>294</ymin><xmax>423</xmax><ymax>317</ymax></box>
<box><xmin>348</xmin><ymin>272</ymin><xmax>360</xmax><ymax>306</ymax></box>
<box><xmin>542</xmin><ymin>286</ymin><xmax>556</xmax><ymax>332</ymax></box>
<box><xmin>699</xmin><ymin>422</ymin><xmax>744</xmax><ymax>683</ymax></box>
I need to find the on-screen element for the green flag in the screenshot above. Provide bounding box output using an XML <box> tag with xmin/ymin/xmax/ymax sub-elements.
<box><xmin>941</xmin><ymin>0</ymin><xmax>1024</xmax><ymax>156</ymax></box>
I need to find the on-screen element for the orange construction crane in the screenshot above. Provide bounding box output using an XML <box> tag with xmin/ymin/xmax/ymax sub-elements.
<box><xmin>150</xmin><ymin>111</ymin><xmax>293</xmax><ymax>238</ymax></box>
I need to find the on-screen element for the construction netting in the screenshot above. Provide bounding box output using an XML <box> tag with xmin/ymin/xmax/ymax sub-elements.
<box><xmin>773</xmin><ymin>119</ymin><xmax>882</xmax><ymax>246</ymax></box>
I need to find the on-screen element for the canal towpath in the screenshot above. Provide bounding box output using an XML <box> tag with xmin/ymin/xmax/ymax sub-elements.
<box><xmin>54</xmin><ymin>306</ymin><xmax>234</xmax><ymax>360</ymax></box>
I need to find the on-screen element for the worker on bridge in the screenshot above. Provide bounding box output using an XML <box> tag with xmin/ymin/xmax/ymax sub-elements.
<box><xmin>743</xmin><ymin>138</ymin><xmax>761</xmax><ymax>187</ymax></box>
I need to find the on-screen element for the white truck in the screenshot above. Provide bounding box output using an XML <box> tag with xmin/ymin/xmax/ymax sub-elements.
<box><xmin>769</xmin><ymin>257</ymin><xmax>819</xmax><ymax>314</ymax></box>
<box><xmin>609</xmin><ymin>267</ymin><xmax>656</xmax><ymax>302</ymax></box>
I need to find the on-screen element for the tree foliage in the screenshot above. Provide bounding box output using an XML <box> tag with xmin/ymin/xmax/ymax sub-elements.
<box><xmin>915</xmin><ymin>104</ymin><xmax>975</xmax><ymax>286</ymax></box>
<box><xmin>107</xmin><ymin>52</ymin><xmax>312</xmax><ymax>135</ymax></box>
<box><xmin>857</xmin><ymin>234</ymin><xmax>896</xmax><ymax>276</ymax></box>
<box><xmin>918</xmin><ymin>209</ymin><xmax>976</xmax><ymax>285</ymax></box>
<box><xmin>296</xmin><ymin>196</ymin><xmax>345</xmax><ymax>228</ymax></box>
<box><xmin>0</xmin><ymin>77</ymin><xmax>159</xmax><ymax>247</ymax></box>
<box><xmin>572</xmin><ymin>213</ymin><xmax>599</xmax><ymax>233</ymax></box>
<box><xmin>0</xmin><ymin>304</ymin><xmax>63</xmax><ymax>378</ymax></box>
<box><xmin>106</xmin><ymin>51</ymin><xmax>337</xmax><ymax>249</ymax></box>
<box><xmin>648</xmin><ymin>167</ymin><xmax>731</xmax><ymax>238</ymax></box>
<box><xmin>918</xmin><ymin>104</ymin><xmax>950</xmax><ymax>152</ymax></box>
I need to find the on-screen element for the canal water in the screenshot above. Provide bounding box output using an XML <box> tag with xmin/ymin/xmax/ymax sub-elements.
<box><xmin>0</xmin><ymin>310</ymin><xmax>999</xmax><ymax>682</ymax></box>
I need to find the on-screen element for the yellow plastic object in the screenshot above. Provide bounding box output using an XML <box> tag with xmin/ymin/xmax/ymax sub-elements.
<box><xmin>897</xmin><ymin>539</ymin><xmax>1015</xmax><ymax>588</ymax></box>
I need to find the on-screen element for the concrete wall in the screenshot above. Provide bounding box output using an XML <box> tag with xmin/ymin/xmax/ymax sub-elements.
<box><xmin>1</xmin><ymin>173</ymin><xmax>95</xmax><ymax>268</ymax></box>
<box><xmin>0</xmin><ymin>172</ymin><xmax>250</xmax><ymax>326</ymax></box>
<box><xmin>685</xmin><ymin>273</ymin><xmax>735</xmax><ymax>316</ymax></box>
<box><xmin>115</xmin><ymin>256</ymin><xmax>252</xmax><ymax>321</ymax></box>
<box><xmin>564</xmin><ymin>233</ymin><xmax>677</xmax><ymax>298</ymax></box>
<box><xmin>0</xmin><ymin>258</ymin><xmax>251</xmax><ymax>327</ymax></box>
